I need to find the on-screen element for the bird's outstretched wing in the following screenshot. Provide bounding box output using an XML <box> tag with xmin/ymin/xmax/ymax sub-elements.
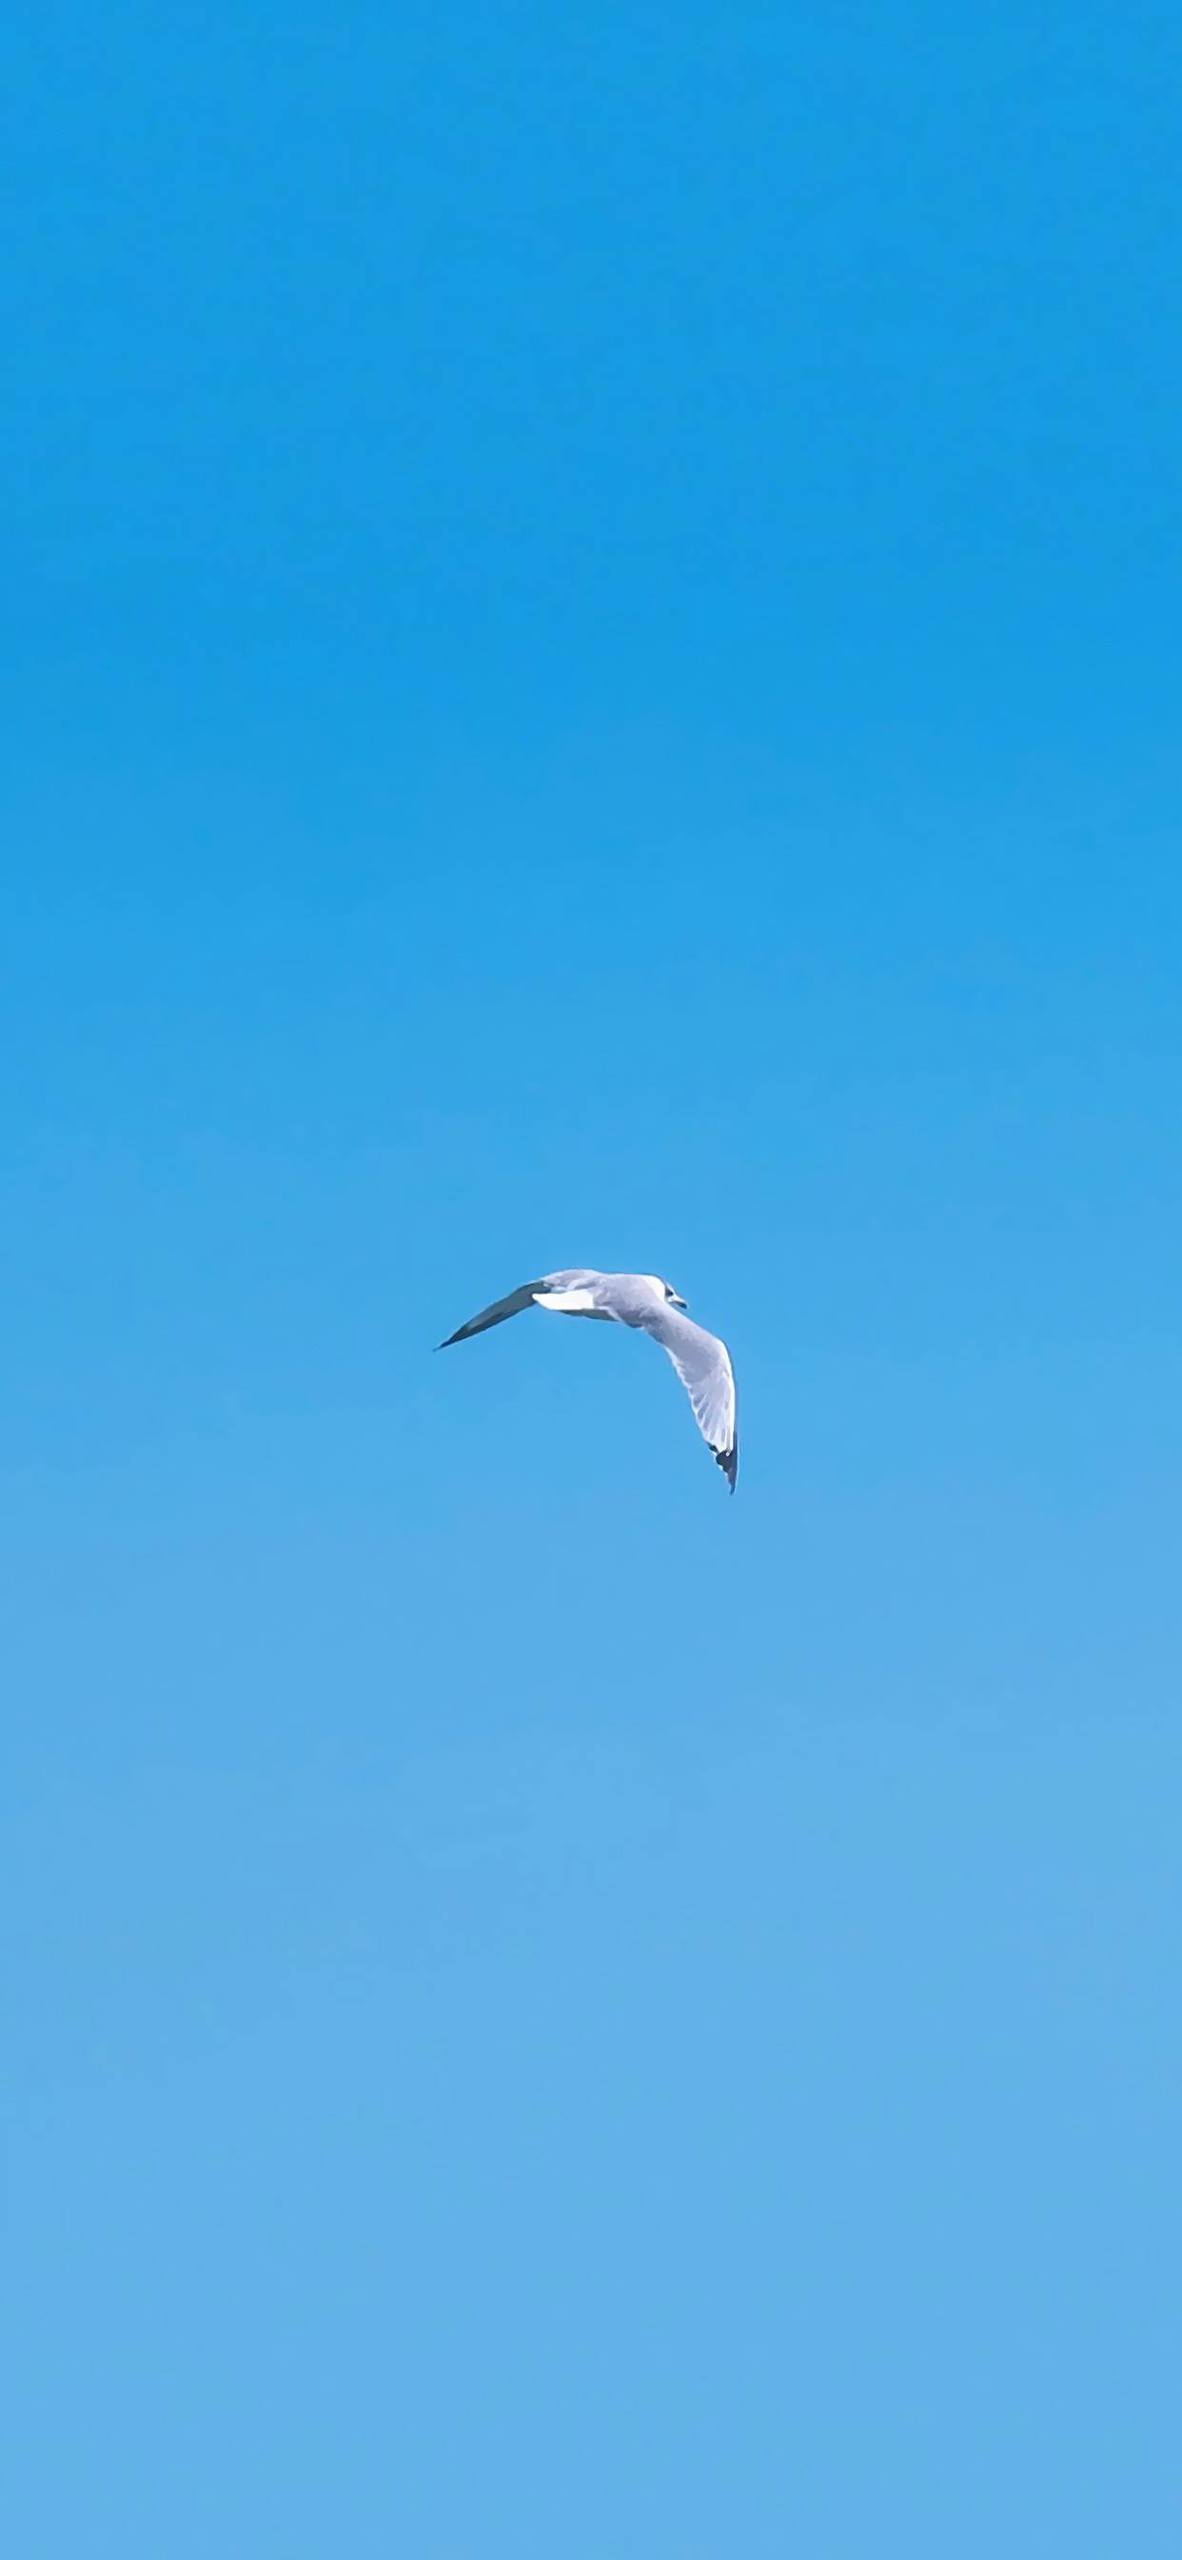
<box><xmin>647</xmin><ymin>1307</ymin><xmax>739</xmax><ymax>1491</ymax></box>
<box><xmin>438</xmin><ymin>1280</ymin><xmax>546</xmax><ymax>1347</ymax></box>
<box><xmin>439</xmin><ymin>1270</ymin><xmax>606</xmax><ymax>1347</ymax></box>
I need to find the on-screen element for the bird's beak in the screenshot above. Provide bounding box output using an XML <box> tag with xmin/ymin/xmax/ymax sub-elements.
<box><xmin>670</xmin><ymin>1293</ymin><xmax>688</xmax><ymax>1310</ymax></box>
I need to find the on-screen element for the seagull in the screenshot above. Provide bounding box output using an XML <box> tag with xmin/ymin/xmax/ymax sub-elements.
<box><xmin>439</xmin><ymin>1269</ymin><xmax>739</xmax><ymax>1491</ymax></box>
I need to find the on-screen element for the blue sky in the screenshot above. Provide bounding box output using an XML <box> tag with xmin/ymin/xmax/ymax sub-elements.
<box><xmin>4</xmin><ymin>3</ymin><xmax>1181</xmax><ymax>2552</ymax></box>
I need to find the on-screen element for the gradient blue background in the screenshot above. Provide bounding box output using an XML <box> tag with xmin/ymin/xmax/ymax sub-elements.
<box><xmin>4</xmin><ymin>4</ymin><xmax>1180</xmax><ymax>2552</ymax></box>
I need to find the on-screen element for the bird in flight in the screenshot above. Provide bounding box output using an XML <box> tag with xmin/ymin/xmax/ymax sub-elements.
<box><xmin>439</xmin><ymin>1269</ymin><xmax>739</xmax><ymax>1490</ymax></box>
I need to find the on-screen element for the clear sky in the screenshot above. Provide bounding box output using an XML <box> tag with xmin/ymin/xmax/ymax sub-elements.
<box><xmin>4</xmin><ymin>4</ymin><xmax>1180</xmax><ymax>2553</ymax></box>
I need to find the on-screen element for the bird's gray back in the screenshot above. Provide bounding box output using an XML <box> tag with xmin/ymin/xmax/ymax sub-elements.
<box><xmin>580</xmin><ymin>1272</ymin><xmax>667</xmax><ymax>1328</ymax></box>
<box><xmin>540</xmin><ymin>1267</ymin><xmax>605</xmax><ymax>1294</ymax></box>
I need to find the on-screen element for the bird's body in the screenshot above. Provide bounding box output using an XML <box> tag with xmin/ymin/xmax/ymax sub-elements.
<box><xmin>439</xmin><ymin>1268</ymin><xmax>739</xmax><ymax>1490</ymax></box>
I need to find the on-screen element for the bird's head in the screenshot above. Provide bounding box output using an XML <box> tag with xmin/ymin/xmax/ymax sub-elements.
<box><xmin>659</xmin><ymin>1277</ymin><xmax>688</xmax><ymax>1310</ymax></box>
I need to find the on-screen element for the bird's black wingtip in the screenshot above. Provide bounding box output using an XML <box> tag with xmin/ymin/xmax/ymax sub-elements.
<box><xmin>715</xmin><ymin>1445</ymin><xmax>738</xmax><ymax>1493</ymax></box>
